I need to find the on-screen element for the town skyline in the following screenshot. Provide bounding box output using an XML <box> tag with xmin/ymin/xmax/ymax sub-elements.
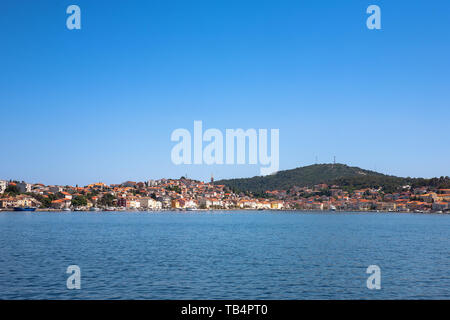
<box><xmin>1</xmin><ymin>161</ymin><xmax>450</xmax><ymax>188</ymax></box>
<box><xmin>1</xmin><ymin>171</ymin><xmax>449</xmax><ymax>213</ymax></box>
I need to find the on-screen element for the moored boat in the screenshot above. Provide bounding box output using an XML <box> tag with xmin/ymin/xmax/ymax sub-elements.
<box><xmin>13</xmin><ymin>207</ymin><xmax>36</xmax><ymax>212</ymax></box>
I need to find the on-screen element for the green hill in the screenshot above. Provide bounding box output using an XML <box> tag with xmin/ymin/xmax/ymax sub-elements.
<box><xmin>214</xmin><ymin>163</ymin><xmax>450</xmax><ymax>194</ymax></box>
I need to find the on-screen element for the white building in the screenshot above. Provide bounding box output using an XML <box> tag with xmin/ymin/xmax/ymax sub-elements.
<box><xmin>138</xmin><ymin>197</ymin><xmax>162</xmax><ymax>210</ymax></box>
<box><xmin>256</xmin><ymin>201</ymin><xmax>271</xmax><ymax>210</ymax></box>
<box><xmin>128</xmin><ymin>199</ymin><xmax>141</xmax><ymax>209</ymax></box>
<box><xmin>147</xmin><ymin>180</ymin><xmax>157</xmax><ymax>187</ymax></box>
<box><xmin>0</xmin><ymin>180</ymin><xmax>7</xmax><ymax>193</ymax></box>
<box><xmin>238</xmin><ymin>200</ymin><xmax>257</xmax><ymax>209</ymax></box>
<box><xmin>200</xmin><ymin>198</ymin><xmax>223</xmax><ymax>209</ymax></box>
<box><xmin>184</xmin><ymin>199</ymin><xmax>198</xmax><ymax>209</ymax></box>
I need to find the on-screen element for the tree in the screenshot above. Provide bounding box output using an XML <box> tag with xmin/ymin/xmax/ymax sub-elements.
<box><xmin>99</xmin><ymin>194</ymin><xmax>115</xmax><ymax>207</ymax></box>
<box><xmin>167</xmin><ymin>186</ymin><xmax>181</xmax><ymax>193</ymax></box>
<box><xmin>5</xmin><ymin>185</ymin><xmax>20</xmax><ymax>195</ymax></box>
<box><xmin>72</xmin><ymin>195</ymin><xmax>87</xmax><ymax>207</ymax></box>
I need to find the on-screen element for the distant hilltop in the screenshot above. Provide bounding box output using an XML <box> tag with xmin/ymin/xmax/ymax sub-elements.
<box><xmin>213</xmin><ymin>163</ymin><xmax>450</xmax><ymax>194</ymax></box>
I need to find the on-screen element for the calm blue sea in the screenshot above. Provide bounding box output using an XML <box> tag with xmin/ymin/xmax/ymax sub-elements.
<box><xmin>0</xmin><ymin>211</ymin><xmax>449</xmax><ymax>299</ymax></box>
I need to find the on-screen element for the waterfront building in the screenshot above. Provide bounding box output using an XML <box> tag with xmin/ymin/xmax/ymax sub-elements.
<box><xmin>138</xmin><ymin>197</ymin><xmax>162</xmax><ymax>210</ymax></box>
<box><xmin>0</xmin><ymin>197</ymin><xmax>15</xmax><ymax>208</ymax></box>
<box><xmin>51</xmin><ymin>198</ymin><xmax>72</xmax><ymax>209</ymax></box>
<box><xmin>432</xmin><ymin>202</ymin><xmax>449</xmax><ymax>211</ymax></box>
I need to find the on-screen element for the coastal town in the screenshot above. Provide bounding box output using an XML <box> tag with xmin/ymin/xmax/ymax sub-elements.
<box><xmin>0</xmin><ymin>177</ymin><xmax>449</xmax><ymax>213</ymax></box>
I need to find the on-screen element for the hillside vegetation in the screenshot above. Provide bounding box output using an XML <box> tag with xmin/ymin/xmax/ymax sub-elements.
<box><xmin>214</xmin><ymin>164</ymin><xmax>450</xmax><ymax>194</ymax></box>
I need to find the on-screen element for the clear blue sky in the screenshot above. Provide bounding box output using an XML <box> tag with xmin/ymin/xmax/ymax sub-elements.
<box><xmin>1</xmin><ymin>0</ymin><xmax>449</xmax><ymax>186</ymax></box>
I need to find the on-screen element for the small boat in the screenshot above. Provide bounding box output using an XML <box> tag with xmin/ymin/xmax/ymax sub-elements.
<box><xmin>63</xmin><ymin>208</ymin><xmax>71</xmax><ymax>212</ymax></box>
<box><xmin>13</xmin><ymin>207</ymin><xmax>36</xmax><ymax>212</ymax></box>
<box><xmin>89</xmin><ymin>207</ymin><xmax>100</xmax><ymax>212</ymax></box>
